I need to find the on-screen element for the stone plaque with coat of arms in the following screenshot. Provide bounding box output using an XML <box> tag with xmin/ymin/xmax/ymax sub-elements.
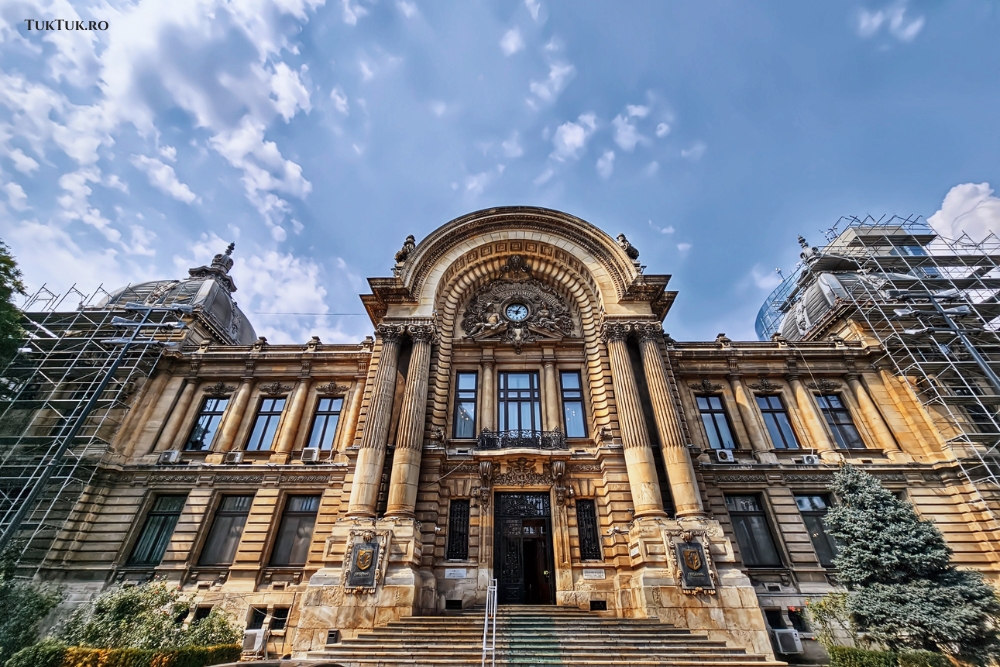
<box><xmin>342</xmin><ymin>529</ymin><xmax>390</xmax><ymax>594</ymax></box>
<box><xmin>675</xmin><ymin>541</ymin><xmax>715</xmax><ymax>592</ymax></box>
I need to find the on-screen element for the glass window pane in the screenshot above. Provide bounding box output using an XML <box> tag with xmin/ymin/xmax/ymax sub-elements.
<box><xmin>713</xmin><ymin>414</ymin><xmax>736</xmax><ymax>449</ymax></box>
<box><xmin>455</xmin><ymin>403</ymin><xmax>475</xmax><ymax>438</ymax></box>
<box><xmin>200</xmin><ymin>495</ymin><xmax>253</xmax><ymax>566</ymax></box>
<box><xmin>560</xmin><ymin>372</ymin><xmax>580</xmax><ymax>390</ymax></box>
<box><xmin>701</xmin><ymin>414</ymin><xmax>722</xmax><ymax>449</ymax></box>
<box><xmin>458</xmin><ymin>373</ymin><xmax>477</xmax><ymax>390</ymax></box>
<box><xmin>564</xmin><ymin>402</ymin><xmax>586</xmax><ymax>437</ymax></box>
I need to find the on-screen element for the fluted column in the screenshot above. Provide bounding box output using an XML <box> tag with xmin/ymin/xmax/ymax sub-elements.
<box><xmin>274</xmin><ymin>378</ymin><xmax>311</xmax><ymax>456</ymax></box>
<box><xmin>338</xmin><ymin>378</ymin><xmax>366</xmax><ymax>450</ymax></box>
<box><xmin>347</xmin><ymin>324</ymin><xmax>406</xmax><ymax>517</ymax></box>
<box><xmin>635</xmin><ymin>323</ymin><xmax>705</xmax><ymax>518</ymax></box>
<box><xmin>786</xmin><ymin>374</ymin><xmax>835</xmax><ymax>454</ymax></box>
<box><xmin>729</xmin><ymin>374</ymin><xmax>769</xmax><ymax>452</ymax></box>
<box><xmin>215</xmin><ymin>378</ymin><xmax>254</xmax><ymax>453</ymax></box>
<box><xmin>154</xmin><ymin>379</ymin><xmax>198</xmax><ymax>452</ymax></box>
<box><xmin>481</xmin><ymin>356</ymin><xmax>495</xmax><ymax>431</ymax></box>
<box><xmin>542</xmin><ymin>357</ymin><xmax>561</xmax><ymax>432</ymax></box>
<box><xmin>848</xmin><ymin>373</ymin><xmax>901</xmax><ymax>453</ymax></box>
<box><xmin>601</xmin><ymin>322</ymin><xmax>666</xmax><ymax>519</ymax></box>
<box><xmin>385</xmin><ymin>325</ymin><xmax>435</xmax><ymax>518</ymax></box>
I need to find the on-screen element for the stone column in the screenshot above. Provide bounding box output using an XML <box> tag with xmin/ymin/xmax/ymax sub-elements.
<box><xmin>338</xmin><ymin>378</ymin><xmax>366</xmax><ymax>450</ymax></box>
<box><xmin>542</xmin><ymin>355</ymin><xmax>561</xmax><ymax>432</ymax></box>
<box><xmin>272</xmin><ymin>378</ymin><xmax>311</xmax><ymax>459</ymax></box>
<box><xmin>385</xmin><ymin>325</ymin><xmax>435</xmax><ymax>518</ymax></box>
<box><xmin>601</xmin><ymin>322</ymin><xmax>666</xmax><ymax>519</ymax></box>
<box><xmin>786</xmin><ymin>374</ymin><xmax>836</xmax><ymax>455</ymax></box>
<box><xmin>480</xmin><ymin>354</ymin><xmax>495</xmax><ymax>432</ymax></box>
<box><xmin>347</xmin><ymin>324</ymin><xmax>405</xmax><ymax>518</ymax></box>
<box><xmin>634</xmin><ymin>324</ymin><xmax>706</xmax><ymax>518</ymax></box>
<box><xmin>215</xmin><ymin>378</ymin><xmax>255</xmax><ymax>453</ymax></box>
<box><xmin>848</xmin><ymin>373</ymin><xmax>901</xmax><ymax>454</ymax></box>
<box><xmin>154</xmin><ymin>379</ymin><xmax>198</xmax><ymax>452</ymax></box>
<box><xmin>729</xmin><ymin>374</ymin><xmax>770</xmax><ymax>453</ymax></box>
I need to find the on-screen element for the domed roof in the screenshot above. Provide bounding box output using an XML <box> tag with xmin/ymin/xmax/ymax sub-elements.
<box><xmin>100</xmin><ymin>244</ymin><xmax>257</xmax><ymax>345</ymax></box>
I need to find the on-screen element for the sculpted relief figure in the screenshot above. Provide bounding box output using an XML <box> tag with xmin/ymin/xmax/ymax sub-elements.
<box><xmin>466</xmin><ymin>303</ymin><xmax>503</xmax><ymax>337</ymax></box>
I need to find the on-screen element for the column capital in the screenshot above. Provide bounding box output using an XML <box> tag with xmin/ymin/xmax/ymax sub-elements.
<box><xmin>599</xmin><ymin>321</ymin><xmax>632</xmax><ymax>343</ymax></box>
<box><xmin>376</xmin><ymin>323</ymin><xmax>407</xmax><ymax>343</ymax></box>
<box><xmin>634</xmin><ymin>322</ymin><xmax>664</xmax><ymax>342</ymax></box>
<box><xmin>407</xmin><ymin>324</ymin><xmax>436</xmax><ymax>344</ymax></box>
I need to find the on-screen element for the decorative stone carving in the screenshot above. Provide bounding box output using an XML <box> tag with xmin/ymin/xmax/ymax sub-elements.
<box><xmin>394</xmin><ymin>235</ymin><xmax>416</xmax><ymax>265</ymax></box>
<box><xmin>568</xmin><ymin>463</ymin><xmax>602</xmax><ymax>473</ymax></box>
<box><xmin>408</xmin><ymin>324</ymin><xmax>436</xmax><ymax>343</ymax></box>
<box><xmin>551</xmin><ymin>460</ymin><xmax>574</xmax><ymax>506</ymax></box>
<box><xmin>688</xmin><ymin>378</ymin><xmax>723</xmax><ymax>393</ymax></box>
<box><xmin>428</xmin><ymin>426</ymin><xmax>445</xmax><ymax>443</ymax></box>
<box><xmin>252</xmin><ymin>336</ymin><xmax>268</xmax><ymax>352</ymax></box>
<box><xmin>634</xmin><ymin>322</ymin><xmax>664</xmax><ymax>341</ymax></box>
<box><xmin>493</xmin><ymin>457</ymin><xmax>549</xmax><ymax>488</ymax></box>
<box><xmin>376</xmin><ymin>324</ymin><xmax>406</xmax><ymax>343</ymax></box>
<box><xmin>342</xmin><ymin>528</ymin><xmax>390</xmax><ymax>595</ymax></box>
<box><xmin>259</xmin><ymin>381</ymin><xmax>292</xmax><ymax>396</ymax></box>
<box><xmin>475</xmin><ymin>460</ymin><xmax>494</xmax><ymax>508</ymax></box>
<box><xmin>715</xmin><ymin>333</ymin><xmax>732</xmax><ymax>348</ymax></box>
<box><xmin>599</xmin><ymin>321</ymin><xmax>631</xmax><ymax>343</ymax></box>
<box><xmin>306</xmin><ymin>336</ymin><xmax>321</xmax><ymax>351</ymax></box>
<box><xmin>203</xmin><ymin>381</ymin><xmax>235</xmax><ymax>396</ymax></box>
<box><xmin>748</xmin><ymin>377</ymin><xmax>780</xmax><ymax>393</ymax></box>
<box><xmin>461</xmin><ymin>261</ymin><xmax>572</xmax><ymax>353</ymax></box>
<box><xmin>315</xmin><ymin>382</ymin><xmax>349</xmax><ymax>396</ymax></box>
<box><xmin>807</xmin><ymin>378</ymin><xmax>842</xmax><ymax>392</ymax></box>
<box><xmin>616</xmin><ymin>233</ymin><xmax>640</xmax><ymax>261</ymax></box>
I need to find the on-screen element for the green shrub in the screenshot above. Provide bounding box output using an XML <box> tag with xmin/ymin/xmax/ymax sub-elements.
<box><xmin>897</xmin><ymin>651</ymin><xmax>951</xmax><ymax>667</ymax></box>
<box><xmin>4</xmin><ymin>639</ymin><xmax>67</xmax><ymax>667</ymax></box>
<box><xmin>828</xmin><ymin>646</ymin><xmax>953</xmax><ymax>667</ymax></box>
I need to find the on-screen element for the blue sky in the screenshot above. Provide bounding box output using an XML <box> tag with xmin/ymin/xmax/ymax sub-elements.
<box><xmin>2</xmin><ymin>0</ymin><xmax>1000</xmax><ymax>343</ymax></box>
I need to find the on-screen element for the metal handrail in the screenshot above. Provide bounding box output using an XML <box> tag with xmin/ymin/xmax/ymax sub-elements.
<box><xmin>481</xmin><ymin>578</ymin><xmax>497</xmax><ymax>667</ymax></box>
<box><xmin>476</xmin><ymin>428</ymin><xmax>568</xmax><ymax>450</ymax></box>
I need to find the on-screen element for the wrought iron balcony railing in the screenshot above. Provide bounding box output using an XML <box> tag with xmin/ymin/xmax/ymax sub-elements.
<box><xmin>476</xmin><ymin>428</ymin><xmax>567</xmax><ymax>450</ymax></box>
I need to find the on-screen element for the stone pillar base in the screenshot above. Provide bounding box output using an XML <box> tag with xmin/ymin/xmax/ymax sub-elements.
<box><xmin>622</xmin><ymin>516</ymin><xmax>775</xmax><ymax>660</ymax></box>
<box><xmin>293</xmin><ymin>517</ymin><xmax>430</xmax><ymax>655</ymax></box>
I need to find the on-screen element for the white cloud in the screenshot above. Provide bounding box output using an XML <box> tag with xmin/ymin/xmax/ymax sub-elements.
<box><xmin>159</xmin><ymin>145</ymin><xmax>177</xmax><ymax>161</ymax></box>
<box><xmin>596</xmin><ymin>150</ymin><xmax>614</xmax><ymax>179</ymax></box>
<box><xmin>10</xmin><ymin>149</ymin><xmax>39</xmax><ymax>174</ymax></box>
<box><xmin>750</xmin><ymin>264</ymin><xmax>783</xmax><ymax>291</ymax></box>
<box><xmin>528</xmin><ymin>63</ymin><xmax>575</xmax><ymax>105</ymax></box>
<box><xmin>270</xmin><ymin>62</ymin><xmax>312</xmax><ymax>122</ymax></box>
<box><xmin>126</xmin><ymin>224</ymin><xmax>158</xmax><ymax>257</ymax></box>
<box><xmin>655</xmin><ymin>122</ymin><xmax>671</xmax><ymax>138</ymax></box>
<box><xmin>858</xmin><ymin>2</ymin><xmax>925</xmax><ymax>42</ymax></box>
<box><xmin>648</xmin><ymin>220</ymin><xmax>675</xmax><ymax>235</ymax></box>
<box><xmin>130</xmin><ymin>154</ymin><xmax>199</xmax><ymax>204</ymax></box>
<box><xmin>533</xmin><ymin>168</ymin><xmax>554</xmax><ymax>186</ymax></box>
<box><xmin>57</xmin><ymin>167</ymin><xmax>120</xmax><ymax>243</ymax></box>
<box><xmin>550</xmin><ymin>113</ymin><xmax>596</xmax><ymax>161</ymax></box>
<box><xmin>359</xmin><ymin>60</ymin><xmax>375</xmax><ymax>81</ymax></box>
<box><xmin>500</xmin><ymin>29</ymin><xmax>525</xmax><ymax>56</ymax></box>
<box><xmin>502</xmin><ymin>131</ymin><xmax>524</xmax><ymax>158</ymax></box>
<box><xmin>342</xmin><ymin>0</ymin><xmax>369</xmax><ymax>25</ymax></box>
<box><xmin>612</xmin><ymin>114</ymin><xmax>643</xmax><ymax>152</ymax></box>
<box><xmin>681</xmin><ymin>142</ymin><xmax>706</xmax><ymax>161</ymax></box>
<box><xmin>430</xmin><ymin>101</ymin><xmax>448</xmax><ymax>116</ymax></box>
<box><xmin>928</xmin><ymin>182</ymin><xmax>1000</xmax><ymax>243</ymax></box>
<box><xmin>4</xmin><ymin>183</ymin><xmax>28</xmax><ymax>211</ymax></box>
<box><xmin>397</xmin><ymin>0</ymin><xmax>418</xmax><ymax>17</ymax></box>
<box><xmin>330</xmin><ymin>86</ymin><xmax>349</xmax><ymax>114</ymax></box>
<box><xmin>626</xmin><ymin>104</ymin><xmax>649</xmax><ymax>118</ymax></box>
<box><xmin>465</xmin><ymin>172</ymin><xmax>491</xmax><ymax>195</ymax></box>
<box><xmin>525</xmin><ymin>0</ymin><xmax>541</xmax><ymax>20</ymax></box>
<box><xmin>677</xmin><ymin>242</ymin><xmax>692</xmax><ymax>254</ymax></box>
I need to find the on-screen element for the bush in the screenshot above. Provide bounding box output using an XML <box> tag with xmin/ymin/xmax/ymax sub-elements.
<box><xmin>897</xmin><ymin>651</ymin><xmax>951</xmax><ymax>667</ymax></box>
<box><xmin>6</xmin><ymin>644</ymin><xmax>241</xmax><ymax>667</ymax></box>
<box><xmin>4</xmin><ymin>639</ymin><xmax>67</xmax><ymax>667</ymax></box>
<box><xmin>0</xmin><ymin>545</ymin><xmax>62</xmax><ymax>665</ymax></box>
<box><xmin>828</xmin><ymin>646</ymin><xmax>953</xmax><ymax>667</ymax></box>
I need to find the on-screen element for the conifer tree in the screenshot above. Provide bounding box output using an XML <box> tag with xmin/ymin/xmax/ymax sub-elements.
<box><xmin>0</xmin><ymin>240</ymin><xmax>25</xmax><ymax>366</ymax></box>
<box><xmin>825</xmin><ymin>464</ymin><xmax>1000</xmax><ymax>662</ymax></box>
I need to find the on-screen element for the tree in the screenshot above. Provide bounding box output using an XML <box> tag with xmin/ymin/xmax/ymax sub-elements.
<box><xmin>0</xmin><ymin>544</ymin><xmax>62</xmax><ymax>665</ymax></box>
<box><xmin>61</xmin><ymin>581</ymin><xmax>241</xmax><ymax>650</ymax></box>
<box><xmin>0</xmin><ymin>240</ymin><xmax>25</xmax><ymax>367</ymax></box>
<box><xmin>824</xmin><ymin>464</ymin><xmax>1000</xmax><ymax>662</ymax></box>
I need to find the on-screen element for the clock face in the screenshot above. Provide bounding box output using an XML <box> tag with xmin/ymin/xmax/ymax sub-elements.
<box><xmin>505</xmin><ymin>303</ymin><xmax>529</xmax><ymax>322</ymax></box>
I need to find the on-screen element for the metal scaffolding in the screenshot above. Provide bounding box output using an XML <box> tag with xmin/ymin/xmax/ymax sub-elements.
<box><xmin>763</xmin><ymin>215</ymin><xmax>1000</xmax><ymax>521</ymax></box>
<box><xmin>0</xmin><ymin>285</ymin><xmax>185</xmax><ymax>574</ymax></box>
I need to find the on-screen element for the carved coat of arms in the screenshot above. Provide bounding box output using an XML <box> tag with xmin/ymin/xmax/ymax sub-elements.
<box><xmin>356</xmin><ymin>547</ymin><xmax>374</xmax><ymax>571</ymax></box>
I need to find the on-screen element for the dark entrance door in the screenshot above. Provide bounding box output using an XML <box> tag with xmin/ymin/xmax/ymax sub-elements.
<box><xmin>494</xmin><ymin>492</ymin><xmax>555</xmax><ymax>605</ymax></box>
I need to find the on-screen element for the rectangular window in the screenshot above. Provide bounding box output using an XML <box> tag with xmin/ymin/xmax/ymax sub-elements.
<box><xmin>446</xmin><ymin>499</ymin><xmax>470</xmax><ymax>560</ymax></box>
<box><xmin>193</xmin><ymin>607</ymin><xmax>213</xmax><ymax>622</ymax></box>
<box><xmin>247</xmin><ymin>608</ymin><xmax>267</xmax><ymax>630</ymax></box>
<box><xmin>725</xmin><ymin>495</ymin><xmax>782</xmax><ymax>567</ymax></box>
<box><xmin>560</xmin><ymin>371</ymin><xmax>587</xmax><ymax>438</ymax></box>
<box><xmin>453</xmin><ymin>372</ymin><xmax>478</xmax><ymax>439</ymax></box>
<box><xmin>816</xmin><ymin>394</ymin><xmax>865</xmax><ymax>449</ymax></box>
<box><xmin>270</xmin><ymin>495</ymin><xmax>320</xmax><ymax>566</ymax></box>
<box><xmin>756</xmin><ymin>395</ymin><xmax>800</xmax><ymax>449</ymax></box>
<box><xmin>127</xmin><ymin>495</ymin><xmax>186</xmax><ymax>565</ymax></box>
<box><xmin>307</xmin><ymin>397</ymin><xmax>343</xmax><ymax>450</ymax></box>
<box><xmin>245</xmin><ymin>397</ymin><xmax>287</xmax><ymax>451</ymax></box>
<box><xmin>575</xmin><ymin>499</ymin><xmax>602</xmax><ymax>561</ymax></box>
<box><xmin>697</xmin><ymin>395</ymin><xmax>737</xmax><ymax>449</ymax></box>
<box><xmin>498</xmin><ymin>372</ymin><xmax>542</xmax><ymax>431</ymax></box>
<box><xmin>199</xmin><ymin>495</ymin><xmax>253</xmax><ymax>566</ymax></box>
<box><xmin>796</xmin><ymin>494</ymin><xmax>839</xmax><ymax>567</ymax></box>
<box><xmin>270</xmin><ymin>608</ymin><xmax>289</xmax><ymax>631</ymax></box>
<box><xmin>185</xmin><ymin>397</ymin><xmax>229</xmax><ymax>451</ymax></box>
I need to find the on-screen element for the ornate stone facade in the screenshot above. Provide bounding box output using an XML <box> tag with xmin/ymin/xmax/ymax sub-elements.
<box><xmin>24</xmin><ymin>207</ymin><xmax>1000</xmax><ymax>663</ymax></box>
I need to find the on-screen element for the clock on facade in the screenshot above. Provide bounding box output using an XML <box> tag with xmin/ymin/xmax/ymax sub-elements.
<box><xmin>505</xmin><ymin>303</ymin><xmax>529</xmax><ymax>322</ymax></box>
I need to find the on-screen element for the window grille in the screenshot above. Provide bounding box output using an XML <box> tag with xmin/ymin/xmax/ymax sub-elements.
<box><xmin>446</xmin><ymin>499</ymin><xmax>470</xmax><ymax>560</ymax></box>
<box><xmin>575</xmin><ymin>499</ymin><xmax>602</xmax><ymax>561</ymax></box>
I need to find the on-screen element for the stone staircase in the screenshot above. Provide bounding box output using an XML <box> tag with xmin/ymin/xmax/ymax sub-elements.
<box><xmin>311</xmin><ymin>605</ymin><xmax>783</xmax><ymax>666</ymax></box>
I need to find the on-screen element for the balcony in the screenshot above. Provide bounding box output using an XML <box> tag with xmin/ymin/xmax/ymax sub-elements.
<box><xmin>476</xmin><ymin>428</ymin><xmax>568</xmax><ymax>451</ymax></box>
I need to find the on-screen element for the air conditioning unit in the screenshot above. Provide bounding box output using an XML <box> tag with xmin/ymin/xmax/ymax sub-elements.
<box><xmin>241</xmin><ymin>628</ymin><xmax>268</xmax><ymax>656</ymax></box>
<box><xmin>300</xmin><ymin>447</ymin><xmax>320</xmax><ymax>463</ymax></box>
<box><xmin>224</xmin><ymin>451</ymin><xmax>244</xmax><ymax>464</ymax></box>
<box><xmin>157</xmin><ymin>450</ymin><xmax>181</xmax><ymax>465</ymax></box>
<box><xmin>772</xmin><ymin>628</ymin><xmax>803</xmax><ymax>655</ymax></box>
<box><xmin>801</xmin><ymin>454</ymin><xmax>821</xmax><ymax>465</ymax></box>
<box><xmin>713</xmin><ymin>449</ymin><xmax>736</xmax><ymax>463</ymax></box>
